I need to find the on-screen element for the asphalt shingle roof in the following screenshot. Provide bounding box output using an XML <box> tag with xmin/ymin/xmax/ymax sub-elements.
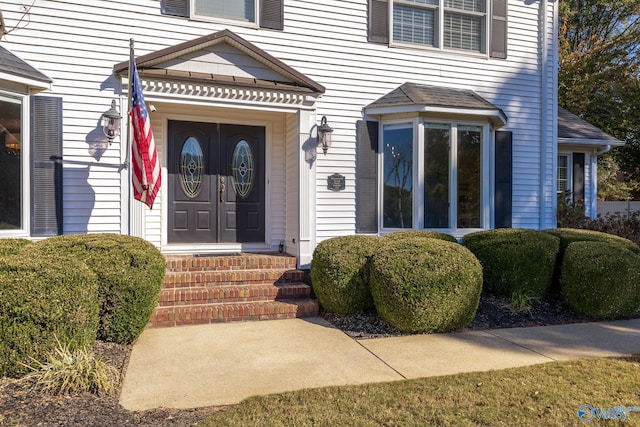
<box><xmin>0</xmin><ymin>44</ymin><xmax>52</xmax><ymax>84</ymax></box>
<box><xmin>366</xmin><ymin>82</ymin><xmax>503</xmax><ymax>112</ymax></box>
<box><xmin>558</xmin><ymin>106</ymin><xmax>620</xmax><ymax>143</ymax></box>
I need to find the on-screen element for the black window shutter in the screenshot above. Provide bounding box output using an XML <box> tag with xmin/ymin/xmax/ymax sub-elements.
<box><xmin>31</xmin><ymin>96</ymin><xmax>63</xmax><ymax>236</ymax></box>
<box><xmin>494</xmin><ymin>130</ymin><xmax>512</xmax><ymax>228</ymax></box>
<box><xmin>368</xmin><ymin>0</ymin><xmax>389</xmax><ymax>43</ymax></box>
<box><xmin>490</xmin><ymin>0</ymin><xmax>507</xmax><ymax>59</ymax></box>
<box><xmin>260</xmin><ymin>0</ymin><xmax>284</xmax><ymax>30</ymax></box>
<box><xmin>161</xmin><ymin>0</ymin><xmax>189</xmax><ymax>17</ymax></box>
<box><xmin>572</xmin><ymin>152</ymin><xmax>585</xmax><ymax>202</ymax></box>
<box><xmin>356</xmin><ymin>120</ymin><xmax>379</xmax><ymax>233</ymax></box>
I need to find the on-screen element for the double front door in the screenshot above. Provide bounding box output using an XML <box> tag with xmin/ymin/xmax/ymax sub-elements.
<box><xmin>168</xmin><ymin>120</ymin><xmax>265</xmax><ymax>243</ymax></box>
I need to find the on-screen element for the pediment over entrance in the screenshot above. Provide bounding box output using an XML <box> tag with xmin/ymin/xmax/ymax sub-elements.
<box><xmin>113</xmin><ymin>29</ymin><xmax>324</xmax><ymax>95</ymax></box>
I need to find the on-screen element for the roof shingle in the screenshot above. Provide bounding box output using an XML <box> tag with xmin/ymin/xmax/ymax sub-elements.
<box><xmin>0</xmin><ymin>45</ymin><xmax>51</xmax><ymax>84</ymax></box>
<box><xmin>558</xmin><ymin>106</ymin><xmax>620</xmax><ymax>143</ymax></box>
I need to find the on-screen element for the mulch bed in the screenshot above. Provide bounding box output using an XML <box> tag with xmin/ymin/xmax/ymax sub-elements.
<box><xmin>0</xmin><ymin>341</ymin><xmax>229</xmax><ymax>427</ymax></box>
<box><xmin>2</xmin><ymin>292</ymin><xmax>638</xmax><ymax>426</ymax></box>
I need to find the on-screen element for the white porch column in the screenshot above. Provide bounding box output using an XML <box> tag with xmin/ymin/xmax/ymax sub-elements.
<box><xmin>297</xmin><ymin>109</ymin><xmax>317</xmax><ymax>268</ymax></box>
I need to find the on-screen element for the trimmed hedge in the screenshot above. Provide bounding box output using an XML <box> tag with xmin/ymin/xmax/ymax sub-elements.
<box><xmin>544</xmin><ymin>228</ymin><xmax>640</xmax><ymax>255</ymax></box>
<box><xmin>310</xmin><ymin>235</ymin><xmax>379</xmax><ymax>315</ymax></box>
<box><xmin>0</xmin><ymin>254</ymin><xmax>99</xmax><ymax>378</ymax></box>
<box><xmin>25</xmin><ymin>234</ymin><xmax>166</xmax><ymax>344</ymax></box>
<box><xmin>561</xmin><ymin>241</ymin><xmax>640</xmax><ymax>319</ymax></box>
<box><xmin>384</xmin><ymin>230</ymin><xmax>458</xmax><ymax>243</ymax></box>
<box><xmin>370</xmin><ymin>237</ymin><xmax>482</xmax><ymax>333</ymax></box>
<box><xmin>544</xmin><ymin>228</ymin><xmax>640</xmax><ymax>290</ymax></box>
<box><xmin>462</xmin><ymin>229</ymin><xmax>560</xmax><ymax>299</ymax></box>
<box><xmin>0</xmin><ymin>238</ymin><xmax>30</xmax><ymax>258</ymax></box>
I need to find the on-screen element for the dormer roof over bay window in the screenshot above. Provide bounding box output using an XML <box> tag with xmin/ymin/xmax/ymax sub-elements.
<box><xmin>364</xmin><ymin>82</ymin><xmax>507</xmax><ymax>127</ymax></box>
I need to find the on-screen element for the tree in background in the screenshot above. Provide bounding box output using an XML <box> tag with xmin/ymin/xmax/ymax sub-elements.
<box><xmin>559</xmin><ymin>0</ymin><xmax>640</xmax><ymax>200</ymax></box>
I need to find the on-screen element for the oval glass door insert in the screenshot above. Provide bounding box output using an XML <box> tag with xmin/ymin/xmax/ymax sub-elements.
<box><xmin>232</xmin><ymin>140</ymin><xmax>253</xmax><ymax>199</ymax></box>
<box><xmin>180</xmin><ymin>137</ymin><xmax>204</xmax><ymax>198</ymax></box>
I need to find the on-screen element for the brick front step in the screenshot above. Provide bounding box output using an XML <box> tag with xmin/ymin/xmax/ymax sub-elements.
<box><xmin>157</xmin><ymin>283</ymin><xmax>312</xmax><ymax>306</ymax></box>
<box><xmin>150</xmin><ymin>299</ymin><xmax>319</xmax><ymax>327</ymax></box>
<box><xmin>164</xmin><ymin>269</ymin><xmax>305</xmax><ymax>288</ymax></box>
<box><xmin>150</xmin><ymin>253</ymin><xmax>318</xmax><ymax>327</ymax></box>
<box><xmin>164</xmin><ymin>253</ymin><xmax>298</xmax><ymax>272</ymax></box>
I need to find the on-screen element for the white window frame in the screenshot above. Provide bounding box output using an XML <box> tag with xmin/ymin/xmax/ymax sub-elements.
<box><xmin>0</xmin><ymin>90</ymin><xmax>30</xmax><ymax>238</ymax></box>
<box><xmin>390</xmin><ymin>0</ymin><xmax>489</xmax><ymax>55</ymax></box>
<box><xmin>557</xmin><ymin>153</ymin><xmax>572</xmax><ymax>196</ymax></box>
<box><xmin>191</xmin><ymin>0</ymin><xmax>259</xmax><ymax>26</ymax></box>
<box><xmin>378</xmin><ymin>117</ymin><xmax>491</xmax><ymax>237</ymax></box>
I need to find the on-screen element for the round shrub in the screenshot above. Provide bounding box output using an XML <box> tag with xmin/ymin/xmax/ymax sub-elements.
<box><xmin>384</xmin><ymin>230</ymin><xmax>458</xmax><ymax>243</ymax></box>
<box><xmin>462</xmin><ymin>229</ymin><xmax>560</xmax><ymax>299</ymax></box>
<box><xmin>544</xmin><ymin>228</ymin><xmax>640</xmax><ymax>255</ymax></box>
<box><xmin>310</xmin><ymin>235</ymin><xmax>380</xmax><ymax>315</ymax></box>
<box><xmin>0</xmin><ymin>238</ymin><xmax>30</xmax><ymax>258</ymax></box>
<box><xmin>369</xmin><ymin>237</ymin><xmax>482</xmax><ymax>333</ymax></box>
<box><xmin>26</xmin><ymin>234</ymin><xmax>166</xmax><ymax>344</ymax></box>
<box><xmin>0</xmin><ymin>254</ymin><xmax>99</xmax><ymax>378</ymax></box>
<box><xmin>544</xmin><ymin>228</ymin><xmax>640</xmax><ymax>290</ymax></box>
<box><xmin>561</xmin><ymin>241</ymin><xmax>640</xmax><ymax>319</ymax></box>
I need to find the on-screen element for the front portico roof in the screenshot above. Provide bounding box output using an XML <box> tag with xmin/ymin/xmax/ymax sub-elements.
<box><xmin>113</xmin><ymin>29</ymin><xmax>325</xmax><ymax>95</ymax></box>
<box><xmin>364</xmin><ymin>82</ymin><xmax>507</xmax><ymax>127</ymax></box>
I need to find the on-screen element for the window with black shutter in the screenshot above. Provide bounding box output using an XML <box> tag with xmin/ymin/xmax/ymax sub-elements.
<box><xmin>368</xmin><ymin>0</ymin><xmax>507</xmax><ymax>58</ymax></box>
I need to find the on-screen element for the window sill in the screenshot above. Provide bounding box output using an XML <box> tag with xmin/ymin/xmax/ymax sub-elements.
<box><xmin>388</xmin><ymin>41</ymin><xmax>490</xmax><ymax>60</ymax></box>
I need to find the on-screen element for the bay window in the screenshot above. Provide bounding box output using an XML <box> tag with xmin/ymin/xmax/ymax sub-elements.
<box><xmin>381</xmin><ymin>120</ymin><xmax>489</xmax><ymax>233</ymax></box>
<box><xmin>0</xmin><ymin>93</ymin><xmax>24</xmax><ymax>231</ymax></box>
<box><xmin>382</xmin><ymin>123</ymin><xmax>414</xmax><ymax>228</ymax></box>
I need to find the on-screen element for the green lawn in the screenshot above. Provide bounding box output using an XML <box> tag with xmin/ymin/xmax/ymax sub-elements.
<box><xmin>203</xmin><ymin>355</ymin><xmax>640</xmax><ymax>426</ymax></box>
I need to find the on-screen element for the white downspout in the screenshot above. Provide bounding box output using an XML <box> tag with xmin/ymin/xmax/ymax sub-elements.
<box><xmin>595</xmin><ymin>145</ymin><xmax>612</xmax><ymax>156</ymax></box>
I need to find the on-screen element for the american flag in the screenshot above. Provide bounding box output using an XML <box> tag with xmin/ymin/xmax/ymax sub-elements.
<box><xmin>130</xmin><ymin>58</ymin><xmax>160</xmax><ymax>209</ymax></box>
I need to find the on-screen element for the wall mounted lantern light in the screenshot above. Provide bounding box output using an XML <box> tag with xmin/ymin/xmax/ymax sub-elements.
<box><xmin>317</xmin><ymin>116</ymin><xmax>333</xmax><ymax>155</ymax></box>
<box><xmin>101</xmin><ymin>99</ymin><xmax>122</xmax><ymax>144</ymax></box>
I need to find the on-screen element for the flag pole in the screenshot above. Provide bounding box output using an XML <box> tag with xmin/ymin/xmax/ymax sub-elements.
<box><xmin>125</xmin><ymin>38</ymin><xmax>134</xmax><ymax>235</ymax></box>
<box><xmin>124</xmin><ymin>38</ymin><xmax>134</xmax><ymax>169</ymax></box>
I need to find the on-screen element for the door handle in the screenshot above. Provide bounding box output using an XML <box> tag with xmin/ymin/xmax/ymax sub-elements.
<box><xmin>219</xmin><ymin>176</ymin><xmax>226</xmax><ymax>202</ymax></box>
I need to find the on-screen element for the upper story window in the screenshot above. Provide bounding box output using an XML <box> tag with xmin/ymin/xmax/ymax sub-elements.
<box><xmin>161</xmin><ymin>0</ymin><xmax>283</xmax><ymax>30</ymax></box>
<box><xmin>393</xmin><ymin>0</ymin><xmax>486</xmax><ymax>53</ymax></box>
<box><xmin>369</xmin><ymin>0</ymin><xmax>507</xmax><ymax>58</ymax></box>
<box><xmin>194</xmin><ymin>0</ymin><xmax>256</xmax><ymax>23</ymax></box>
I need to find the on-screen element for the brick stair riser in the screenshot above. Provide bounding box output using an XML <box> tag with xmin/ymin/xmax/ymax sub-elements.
<box><xmin>152</xmin><ymin>254</ymin><xmax>317</xmax><ymax>327</ymax></box>
<box><xmin>163</xmin><ymin>269</ymin><xmax>305</xmax><ymax>288</ymax></box>
<box><xmin>150</xmin><ymin>299</ymin><xmax>318</xmax><ymax>327</ymax></box>
<box><xmin>164</xmin><ymin>255</ymin><xmax>297</xmax><ymax>273</ymax></box>
<box><xmin>157</xmin><ymin>283</ymin><xmax>311</xmax><ymax>306</ymax></box>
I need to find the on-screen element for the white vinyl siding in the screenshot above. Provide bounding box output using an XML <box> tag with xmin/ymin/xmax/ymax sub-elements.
<box><xmin>0</xmin><ymin>0</ymin><xmax>557</xmax><ymax>244</ymax></box>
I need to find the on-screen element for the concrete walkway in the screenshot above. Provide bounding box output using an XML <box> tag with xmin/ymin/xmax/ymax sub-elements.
<box><xmin>119</xmin><ymin>317</ymin><xmax>640</xmax><ymax>411</ymax></box>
